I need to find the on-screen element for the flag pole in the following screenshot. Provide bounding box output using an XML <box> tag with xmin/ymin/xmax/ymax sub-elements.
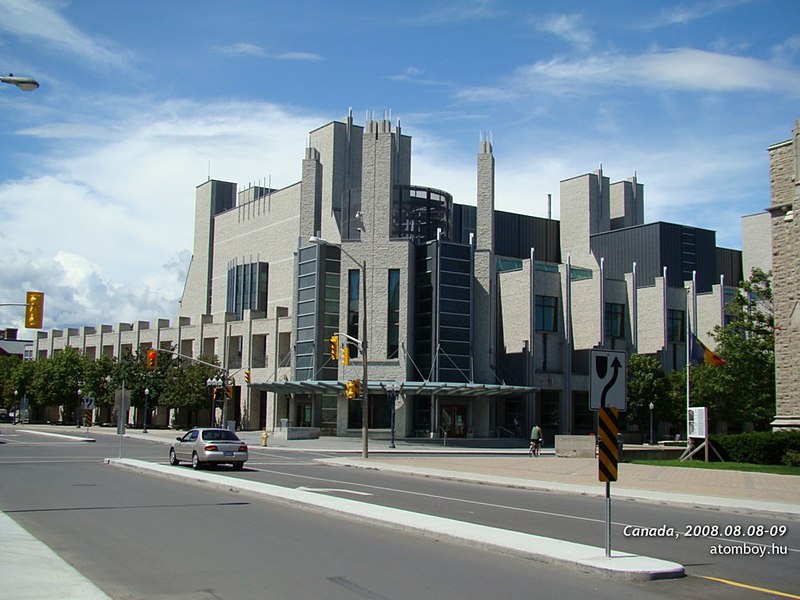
<box><xmin>685</xmin><ymin>285</ymin><xmax>690</xmax><ymax>442</ymax></box>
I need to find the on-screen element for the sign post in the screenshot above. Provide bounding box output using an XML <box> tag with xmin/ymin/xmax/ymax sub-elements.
<box><xmin>590</xmin><ymin>349</ymin><xmax>627</xmax><ymax>558</ymax></box>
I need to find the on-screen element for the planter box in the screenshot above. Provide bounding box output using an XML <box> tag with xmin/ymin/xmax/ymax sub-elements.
<box><xmin>555</xmin><ymin>435</ymin><xmax>596</xmax><ymax>458</ymax></box>
<box><xmin>271</xmin><ymin>427</ymin><xmax>321</xmax><ymax>440</ymax></box>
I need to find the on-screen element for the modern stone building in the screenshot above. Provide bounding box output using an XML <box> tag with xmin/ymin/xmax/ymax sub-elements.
<box><xmin>768</xmin><ymin>121</ymin><xmax>800</xmax><ymax>431</ymax></box>
<box><xmin>31</xmin><ymin>111</ymin><xmax>750</xmax><ymax>441</ymax></box>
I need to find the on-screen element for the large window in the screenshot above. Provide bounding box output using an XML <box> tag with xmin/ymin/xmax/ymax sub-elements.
<box><xmin>604</xmin><ymin>303</ymin><xmax>625</xmax><ymax>339</ymax></box>
<box><xmin>347</xmin><ymin>269</ymin><xmax>360</xmax><ymax>359</ymax></box>
<box><xmin>667</xmin><ymin>309</ymin><xmax>685</xmax><ymax>343</ymax></box>
<box><xmin>535</xmin><ymin>295</ymin><xmax>558</xmax><ymax>332</ymax></box>
<box><xmin>387</xmin><ymin>269</ymin><xmax>400</xmax><ymax>359</ymax></box>
<box><xmin>226</xmin><ymin>262</ymin><xmax>268</xmax><ymax>320</ymax></box>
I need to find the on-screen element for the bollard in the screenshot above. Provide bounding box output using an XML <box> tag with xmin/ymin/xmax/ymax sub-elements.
<box><xmin>261</xmin><ymin>431</ymin><xmax>268</xmax><ymax>447</ymax></box>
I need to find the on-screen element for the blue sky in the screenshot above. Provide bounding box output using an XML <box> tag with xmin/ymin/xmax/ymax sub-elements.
<box><xmin>1</xmin><ymin>0</ymin><xmax>798</xmax><ymax>331</ymax></box>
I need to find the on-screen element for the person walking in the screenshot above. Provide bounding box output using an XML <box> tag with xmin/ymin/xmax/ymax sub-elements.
<box><xmin>529</xmin><ymin>424</ymin><xmax>542</xmax><ymax>457</ymax></box>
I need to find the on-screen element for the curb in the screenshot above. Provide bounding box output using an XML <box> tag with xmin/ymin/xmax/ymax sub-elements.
<box><xmin>322</xmin><ymin>458</ymin><xmax>800</xmax><ymax>518</ymax></box>
<box><xmin>106</xmin><ymin>458</ymin><xmax>684</xmax><ymax>582</ymax></box>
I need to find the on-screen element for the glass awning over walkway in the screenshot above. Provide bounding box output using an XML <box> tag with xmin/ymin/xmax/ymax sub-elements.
<box><xmin>252</xmin><ymin>380</ymin><xmax>536</xmax><ymax>397</ymax></box>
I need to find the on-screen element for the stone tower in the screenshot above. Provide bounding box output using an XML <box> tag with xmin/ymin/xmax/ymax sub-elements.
<box><xmin>768</xmin><ymin>120</ymin><xmax>800</xmax><ymax>431</ymax></box>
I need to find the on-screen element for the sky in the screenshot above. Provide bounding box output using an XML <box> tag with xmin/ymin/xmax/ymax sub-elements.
<box><xmin>0</xmin><ymin>0</ymin><xmax>798</xmax><ymax>333</ymax></box>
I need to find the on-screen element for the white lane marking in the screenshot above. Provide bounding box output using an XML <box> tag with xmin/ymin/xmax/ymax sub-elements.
<box><xmin>296</xmin><ymin>486</ymin><xmax>372</xmax><ymax>496</ymax></box>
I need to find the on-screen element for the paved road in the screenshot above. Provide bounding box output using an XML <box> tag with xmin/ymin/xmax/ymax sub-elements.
<box><xmin>1</xmin><ymin>424</ymin><xmax>791</xmax><ymax>589</ymax></box>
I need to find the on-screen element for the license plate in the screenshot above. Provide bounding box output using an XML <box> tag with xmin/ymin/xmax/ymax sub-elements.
<box><xmin>223</xmin><ymin>451</ymin><xmax>234</xmax><ymax>457</ymax></box>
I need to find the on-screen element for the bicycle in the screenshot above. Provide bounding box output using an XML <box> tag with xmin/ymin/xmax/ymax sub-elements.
<box><xmin>529</xmin><ymin>438</ymin><xmax>541</xmax><ymax>457</ymax></box>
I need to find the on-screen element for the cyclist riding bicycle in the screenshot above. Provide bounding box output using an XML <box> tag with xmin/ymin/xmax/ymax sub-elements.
<box><xmin>529</xmin><ymin>424</ymin><xmax>542</xmax><ymax>457</ymax></box>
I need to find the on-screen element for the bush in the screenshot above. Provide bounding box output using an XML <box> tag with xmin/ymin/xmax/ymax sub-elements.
<box><xmin>710</xmin><ymin>431</ymin><xmax>800</xmax><ymax>465</ymax></box>
<box><xmin>782</xmin><ymin>450</ymin><xmax>800</xmax><ymax>467</ymax></box>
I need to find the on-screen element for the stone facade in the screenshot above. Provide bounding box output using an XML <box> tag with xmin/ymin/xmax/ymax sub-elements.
<box><xmin>768</xmin><ymin>122</ymin><xmax>800</xmax><ymax>431</ymax></box>
<box><xmin>29</xmin><ymin>113</ymin><xmax>758</xmax><ymax>439</ymax></box>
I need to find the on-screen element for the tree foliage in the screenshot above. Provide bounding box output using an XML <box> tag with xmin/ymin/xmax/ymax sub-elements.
<box><xmin>706</xmin><ymin>268</ymin><xmax>775</xmax><ymax>430</ymax></box>
<box><xmin>625</xmin><ymin>354</ymin><xmax>670</xmax><ymax>438</ymax></box>
<box><xmin>2</xmin><ymin>346</ymin><xmax>223</xmax><ymax>424</ymax></box>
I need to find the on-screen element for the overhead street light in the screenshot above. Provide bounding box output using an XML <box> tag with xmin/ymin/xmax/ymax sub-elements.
<box><xmin>1</xmin><ymin>74</ymin><xmax>40</xmax><ymax>92</ymax></box>
<box><xmin>309</xmin><ymin>235</ymin><xmax>370</xmax><ymax>459</ymax></box>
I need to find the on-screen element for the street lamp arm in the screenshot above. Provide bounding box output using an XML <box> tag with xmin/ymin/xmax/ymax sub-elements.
<box><xmin>308</xmin><ymin>235</ymin><xmax>362</xmax><ymax>266</ymax></box>
<box><xmin>1</xmin><ymin>74</ymin><xmax>40</xmax><ymax>91</ymax></box>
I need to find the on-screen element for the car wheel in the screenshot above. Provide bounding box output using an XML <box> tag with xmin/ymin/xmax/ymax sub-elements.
<box><xmin>232</xmin><ymin>462</ymin><xmax>244</xmax><ymax>471</ymax></box>
<box><xmin>191</xmin><ymin>452</ymin><xmax>202</xmax><ymax>470</ymax></box>
<box><xmin>169</xmin><ymin>448</ymin><xmax>179</xmax><ymax>466</ymax></box>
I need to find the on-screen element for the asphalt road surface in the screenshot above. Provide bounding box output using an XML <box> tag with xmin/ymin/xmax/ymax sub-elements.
<box><xmin>1</xmin><ymin>430</ymin><xmax>797</xmax><ymax>599</ymax></box>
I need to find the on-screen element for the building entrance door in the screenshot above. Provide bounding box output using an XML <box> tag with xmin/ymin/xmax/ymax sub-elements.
<box><xmin>296</xmin><ymin>400</ymin><xmax>312</xmax><ymax>427</ymax></box>
<box><xmin>440</xmin><ymin>404</ymin><xmax>467</xmax><ymax>437</ymax></box>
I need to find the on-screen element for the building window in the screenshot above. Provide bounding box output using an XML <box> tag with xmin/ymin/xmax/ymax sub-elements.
<box><xmin>667</xmin><ymin>309</ymin><xmax>685</xmax><ymax>342</ymax></box>
<box><xmin>535</xmin><ymin>295</ymin><xmax>558</xmax><ymax>332</ymax></box>
<box><xmin>387</xmin><ymin>269</ymin><xmax>400</xmax><ymax>359</ymax></box>
<box><xmin>604</xmin><ymin>303</ymin><xmax>625</xmax><ymax>339</ymax></box>
<box><xmin>226</xmin><ymin>262</ymin><xmax>269</xmax><ymax>321</ymax></box>
<box><xmin>347</xmin><ymin>269</ymin><xmax>360</xmax><ymax>359</ymax></box>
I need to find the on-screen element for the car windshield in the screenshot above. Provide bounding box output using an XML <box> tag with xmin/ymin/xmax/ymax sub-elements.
<box><xmin>201</xmin><ymin>430</ymin><xmax>241</xmax><ymax>442</ymax></box>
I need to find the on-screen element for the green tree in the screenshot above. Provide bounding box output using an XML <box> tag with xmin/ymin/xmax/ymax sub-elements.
<box><xmin>625</xmin><ymin>354</ymin><xmax>670</xmax><ymax>441</ymax></box>
<box><xmin>708</xmin><ymin>268</ymin><xmax>775</xmax><ymax>430</ymax></box>
<box><xmin>0</xmin><ymin>355</ymin><xmax>23</xmax><ymax>408</ymax></box>
<box><xmin>161</xmin><ymin>354</ymin><xmax>220</xmax><ymax>412</ymax></box>
<box><xmin>29</xmin><ymin>347</ymin><xmax>88</xmax><ymax>423</ymax></box>
<box><xmin>82</xmin><ymin>353</ymin><xmax>116</xmax><ymax>409</ymax></box>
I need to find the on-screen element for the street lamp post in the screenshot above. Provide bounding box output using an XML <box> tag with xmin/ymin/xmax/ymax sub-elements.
<box><xmin>207</xmin><ymin>376</ymin><xmax>223</xmax><ymax>427</ymax></box>
<box><xmin>388</xmin><ymin>383</ymin><xmax>398</xmax><ymax>449</ymax></box>
<box><xmin>143</xmin><ymin>388</ymin><xmax>150</xmax><ymax>433</ymax></box>
<box><xmin>309</xmin><ymin>236</ymin><xmax>369</xmax><ymax>459</ymax></box>
<box><xmin>77</xmin><ymin>386</ymin><xmax>82</xmax><ymax>428</ymax></box>
<box><xmin>649</xmin><ymin>402</ymin><xmax>655</xmax><ymax>445</ymax></box>
<box><xmin>0</xmin><ymin>74</ymin><xmax>39</xmax><ymax>91</ymax></box>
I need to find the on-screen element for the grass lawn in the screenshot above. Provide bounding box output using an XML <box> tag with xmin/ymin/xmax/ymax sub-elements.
<box><xmin>629</xmin><ymin>459</ymin><xmax>800</xmax><ymax>476</ymax></box>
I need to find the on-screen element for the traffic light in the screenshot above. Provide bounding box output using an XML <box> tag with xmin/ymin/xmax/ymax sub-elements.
<box><xmin>352</xmin><ymin>379</ymin><xmax>362</xmax><ymax>398</ymax></box>
<box><xmin>226</xmin><ymin>386</ymin><xmax>234</xmax><ymax>399</ymax></box>
<box><xmin>345</xmin><ymin>380</ymin><xmax>355</xmax><ymax>399</ymax></box>
<box><xmin>25</xmin><ymin>291</ymin><xmax>44</xmax><ymax>329</ymax></box>
<box><xmin>146</xmin><ymin>349</ymin><xmax>158</xmax><ymax>370</ymax></box>
<box><xmin>244</xmin><ymin>370</ymin><xmax>251</xmax><ymax>384</ymax></box>
<box><xmin>342</xmin><ymin>346</ymin><xmax>350</xmax><ymax>366</ymax></box>
<box><xmin>330</xmin><ymin>335</ymin><xmax>339</xmax><ymax>361</ymax></box>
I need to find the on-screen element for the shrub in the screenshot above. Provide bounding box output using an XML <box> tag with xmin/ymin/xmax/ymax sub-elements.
<box><xmin>710</xmin><ymin>431</ymin><xmax>800</xmax><ymax>465</ymax></box>
<box><xmin>782</xmin><ymin>450</ymin><xmax>800</xmax><ymax>467</ymax></box>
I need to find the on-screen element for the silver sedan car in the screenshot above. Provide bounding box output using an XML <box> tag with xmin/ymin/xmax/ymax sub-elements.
<box><xmin>169</xmin><ymin>428</ymin><xmax>248</xmax><ymax>470</ymax></box>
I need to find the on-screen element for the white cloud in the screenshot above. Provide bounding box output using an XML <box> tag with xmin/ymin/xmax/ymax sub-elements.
<box><xmin>535</xmin><ymin>14</ymin><xmax>594</xmax><ymax>49</ymax></box>
<box><xmin>211</xmin><ymin>43</ymin><xmax>321</xmax><ymax>61</ymax></box>
<box><xmin>276</xmin><ymin>51</ymin><xmax>322</xmax><ymax>61</ymax></box>
<box><xmin>414</xmin><ymin>0</ymin><xmax>502</xmax><ymax>24</ymax></box>
<box><xmin>457</xmin><ymin>48</ymin><xmax>800</xmax><ymax>99</ymax></box>
<box><xmin>643</xmin><ymin>0</ymin><xmax>751</xmax><ymax>28</ymax></box>
<box><xmin>0</xmin><ymin>0</ymin><xmax>131</xmax><ymax>69</ymax></box>
<box><xmin>0</xmin><ymin>99</ymin><xmax>327</xmax><ymax>329</ymax></box>
<box><xmin>213</xmin><ymin>42</ymin><xmax>266</xmax><ymax>57</ymax></box>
